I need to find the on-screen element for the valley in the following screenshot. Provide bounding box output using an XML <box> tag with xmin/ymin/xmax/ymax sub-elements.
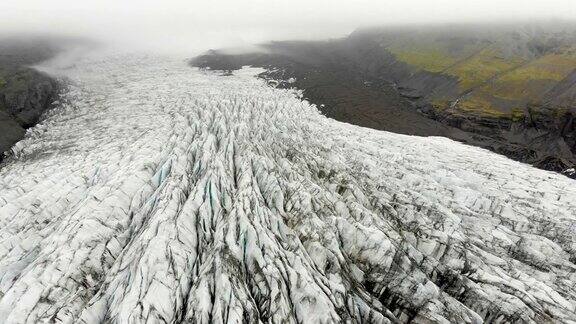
<box><xmin>192</xmin><ymin>22</ymin><xmax>576</xmax><ymax>177</ymax></box>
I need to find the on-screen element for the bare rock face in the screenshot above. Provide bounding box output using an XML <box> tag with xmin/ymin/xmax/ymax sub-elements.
<box><xmin>0</xmin><ymin>38</ymin><xmax>62</xmax><ymax>160</ymax></box>
<box><xmin>0</xmin><ymin>109</ymin><xmax>26</xmax><ymax>157</ymax></box>
<box><xmin>0</xmin><ymin>68</ymin><xmax>58</xmax><ymax>128</ymax></box>
<box><xmin>0</xmin><ymin>54</ymin><xmax>574</xmax><ymax>323</ymax></box>
<box><xmin>0</xmin><ymin>67</ymin><xmax>58</xmax><ymax>159</ymax></box>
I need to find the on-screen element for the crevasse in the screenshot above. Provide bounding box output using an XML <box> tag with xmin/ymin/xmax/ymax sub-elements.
<box><xmin>0</xmin><ymin>54</ymin><xmax>574</xmax><ymax>323</ymax></box>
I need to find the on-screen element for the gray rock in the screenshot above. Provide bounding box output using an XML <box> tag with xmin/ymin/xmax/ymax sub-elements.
<box><xmin>0</xmin><ymin>37</ymin><xmax>62</xmax><ymax>160</ymax></box>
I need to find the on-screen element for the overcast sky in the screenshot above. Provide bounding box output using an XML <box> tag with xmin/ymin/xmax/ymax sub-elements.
<box><xmin>1</xmin><ymin>0</ymin><xmax>575</xmax><ymax>54</ymax></box>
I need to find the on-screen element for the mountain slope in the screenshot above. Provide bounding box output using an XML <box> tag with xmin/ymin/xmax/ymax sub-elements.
<box><xmin>0</xmin><ymin>37</ymin><xmax>64</xmax><ymax>160</ymax></box>
<box><xmin>0</xmin><ymin>54</ymin><xmax>574</xmax><ymax>323</ymax></box>
<box><xmin>362</xmin><ymin>23</ymin><xmax>576</xmax><ymax>116</ymax></box>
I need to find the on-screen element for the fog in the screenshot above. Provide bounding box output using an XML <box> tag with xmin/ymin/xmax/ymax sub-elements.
<box><xmin>1</xmin><ymin>0</ymin><xmax>575</xmax><ymax>55</ymax></box>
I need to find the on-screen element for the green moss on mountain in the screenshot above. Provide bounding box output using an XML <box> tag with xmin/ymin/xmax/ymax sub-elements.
<box><xmin>389</xmin><ymin>46</ymin><xmax>457</xmax><ymax>73</ymax></box>
<box><xmin>501</xmin><ymin>52</ymin><xmax>576</xmax><ymax>82</ymax></box>
<box><xmin>458</xmin><ymin>95</ymin><xmax>511</xmax><ymax>118</ymax></box>
<box><xmin>384</xmin><ymin>32</ymin><xmax>576</xmax><ymax>119</ymax></box>
<box><xmin>446</xmin><ymin>48</ymin><xmax>526</xmax><ymax>90</ymax></box>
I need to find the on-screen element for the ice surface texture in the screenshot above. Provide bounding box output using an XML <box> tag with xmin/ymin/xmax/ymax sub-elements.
<box><xmin>0</xmin><ymin>54</ymin><xmax>574</xmax><ymax>323</ymax></box>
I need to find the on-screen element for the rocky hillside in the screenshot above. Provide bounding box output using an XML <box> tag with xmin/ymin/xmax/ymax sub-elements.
<box><xmin>192</xmin><ymin>21</ymin><xmax>576</xmax><ymax>177</ymax></box>
<box><xmin>0</xmin><ymin>37</ymin><xmax>63</xmax><ymax>161</ymax></box>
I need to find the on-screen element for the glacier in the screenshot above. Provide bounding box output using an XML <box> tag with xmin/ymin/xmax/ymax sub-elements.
<box><xmin>0</xmin><ymin>53</ymin><xmax>574</xmax><ymax>323</ymax></box>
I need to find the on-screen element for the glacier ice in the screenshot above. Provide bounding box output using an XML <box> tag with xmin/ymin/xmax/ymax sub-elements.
<box><xmin>0</xmin><ymin>53</ymin><xmax>574</xmax><ymax>323</ymax></box>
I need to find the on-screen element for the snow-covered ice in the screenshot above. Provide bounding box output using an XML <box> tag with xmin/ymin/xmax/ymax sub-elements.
<box><xmin>0</xmin><ymin>53</ymin><xmax>575</xmax><ymax>323</ymax></box>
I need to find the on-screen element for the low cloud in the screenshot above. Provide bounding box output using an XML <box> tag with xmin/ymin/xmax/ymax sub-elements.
<box><xmin>1</xmin><ymin>0</ymin><xmax>575</xmax><ymax>54</ymax></box>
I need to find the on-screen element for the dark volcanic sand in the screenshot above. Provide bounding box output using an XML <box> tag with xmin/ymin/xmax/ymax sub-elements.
<box><xmin>192</xmin><ymin>45</ymin><xmax>471</xmax><ymax>140</ymax></box>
